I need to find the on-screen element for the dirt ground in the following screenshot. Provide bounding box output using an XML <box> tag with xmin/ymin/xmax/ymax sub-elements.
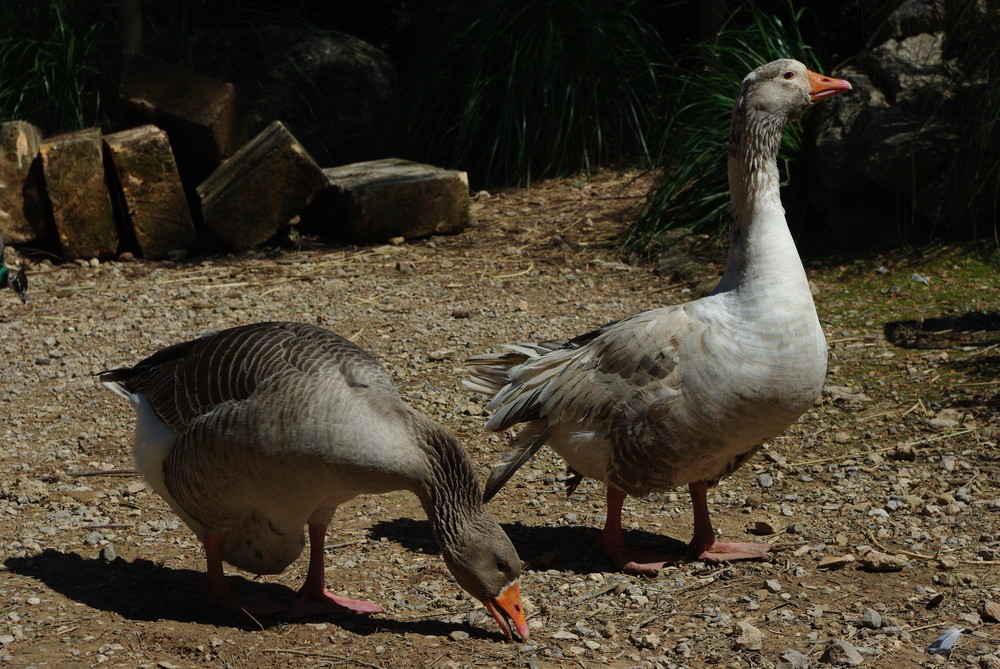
<box><xmin>1</xmin><ymin>170</ymin><xmax>998</xmax><ymax>668</ymax></box>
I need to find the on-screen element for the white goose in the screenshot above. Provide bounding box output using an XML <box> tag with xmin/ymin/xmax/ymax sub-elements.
<box><xmin>465</xmin><ymin>60</ymin><xmax>851</xmax><ymax>575</ymax></box>
<box><xmin>101</xmin><ymin>321</ymin><xmax>528</xmax><ymax>640</ymax></box>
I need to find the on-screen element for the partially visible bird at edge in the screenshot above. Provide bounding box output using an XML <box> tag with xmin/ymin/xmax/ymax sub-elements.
<box><xmin>0</xmin><ymin>233</ymin><xmax>27</xmax><ymax>304</ymax></box>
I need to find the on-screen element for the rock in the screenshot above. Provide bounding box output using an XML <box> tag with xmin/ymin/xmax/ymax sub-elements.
<box><xmin>119</xmin><ymin>55</ymin><xmax>247</xmax><ymax>189</ymax></box>
<box><xmin>779</xmin><ymin>648</ymin><xmax>811</xmax><ymax>669</ymax></box>
<box><xmin>0</xmin><ymin>121</ymin><xmax>46</xmax><ymax>245</ymax></box>
<box><xmin>448</xmin><ymin>630</ymin><xmax>469</xmax><ymax>641</ymax></box>
<box><xmin>104</xmin><ymin>125</ymin><xmax>196</xmax><ymax>258</ymax></box>
<box><xmin>861</xmin><ymin>607</ymin><xmax>882</xmax><ymax>629</ymax></box>
<box><xmin>733</xmin><ymin>621</ymin><xmax>764</xmax><ymax>651</ymax></box>
<box><xmin>197</xmin><ymin>26</ymin><xmax>396</xmax><ymax>167</ymax></box>
<box><xmin>39</xmin><ymin>128</ymin><xmax>117</xmax><ymax>259</ymax></box>
<box><xmin>981</xmin><ymin>600</ymin><xmax>1000</xmax><ymax>623</ymax></box>
<box><xmin>869</xmin><ymin>32</ymin><xmax>953</xmax><ymax>103</ymax></box>
<box><xmin>198</xmin><ymin>121</ymin><xmax>327</xmax><ymax>251</ymax></box>
<box><xmin>979</xmin><ymin>654</ymin><xmax>1000</xmax><ymax>669</ymax></box>
<box><xmin>305</xmin><ymin>158</ymin><xmax>470</xmax><ymax>243</ymax></box>
<box><xmin>99</xmin><ymin>543</ymin><xmax>117</xmax><ymax>562</ymax></box>
<box><xmin>757</xmin><ymin>474</ymin><xmax>775</xmax><ymax>488</ymax></box>
<box><xmin>787</xmin><ymin>522</ymin><xmax>807</xmax><ymax>534</ymax></box>
<box><xmin>819</xmin><ymin>639</ymin><xmax>865</xmax><ymax>666</ymax></box>
<box><xmin>822</xmin><ymin>385</ymin><xmax>873</xmax><ymax>403</ymax></box>
<box><xmin>860</xmin><ymin>550</ymin><xmax>906</xmax><ymax>572</ymax></box>
<box><xmin>764</xmin><ymin>579</ymin><xmax>783</xmax><ymax>593</ymax></box>
<box><xmin>880</xmin><ymin>0</ymin><xmax>946</xmax><ymax>40</ymax></box>
<box><xmin>753</xmin><ymin>520</ymin><xmax>776</xmax><ymax>535</ymax></box>
<box><xmin>890</xmin><ymin>444</ymin><xmax>917</xmax><ymax>461</ymax></box>
<box><xmin>818</xmin><ymin>555</ymin><xmax>855</xmax><ymax>570</ymax></box>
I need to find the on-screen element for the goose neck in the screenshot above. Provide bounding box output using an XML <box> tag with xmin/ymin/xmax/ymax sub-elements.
<box><xmin>413</xmin><ymin>421</ymin><xmax>483</xmax><ymax>553</ymax></box>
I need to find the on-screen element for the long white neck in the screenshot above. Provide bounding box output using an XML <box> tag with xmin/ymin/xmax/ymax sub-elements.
<box><xmin>713</xmin><ymin>111</ymin><xmax>810</xmax><ymax>299</ymax></box>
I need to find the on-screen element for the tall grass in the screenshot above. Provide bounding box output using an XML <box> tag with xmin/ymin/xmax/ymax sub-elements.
<box><xmin>626</xmin><ymin>6</ymin><xmax>819</xmax><ymax>255</ymax></box>
<box><xmin>0</xmin><ymin>1</ymin><xmax>118</xmax><ymax>132</ymax></box>
<box><xmin>390</xmin><ymin>0</ymin><xmax>668</xmax><ymax>188</ymax></box>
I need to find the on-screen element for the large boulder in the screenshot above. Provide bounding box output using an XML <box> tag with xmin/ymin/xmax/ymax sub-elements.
<box><xmin>195</xmin><ymin>26</ymin><xmax>397</xmax><ymax>167</ymax></box>
<box><xmin>807</xmin><ymin>0</ymin><xmax>988</xmax><ymax>246</ymax></box>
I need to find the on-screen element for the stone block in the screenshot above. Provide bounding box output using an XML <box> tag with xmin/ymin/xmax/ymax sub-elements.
<box><xmin>306</xmin><ymin>158</ymin><xmax>470</xmax><ymax>243</ymax></box>
<box><xmin>0</xmin><ymin>121</ymin><xmax>47</xmax><ymax>244</ymax></box>
<box><xmin>39</xmin><ymin>128</ymin><xmax>117</xmax><ymax>259</ymax></box>
<box><xmin>104</xmin><ymin>125</ymin><xmax>196</xmax><ymax>258</ymax></box>
<box><xmin>119</xmin><ymin>55</ymin><xmax>247</xmax><ymax>188</ymax></box>
<box><xmin>197</xmin><ymin>121</ymin><xmax>326</xmax><ymax>251</ymax></box>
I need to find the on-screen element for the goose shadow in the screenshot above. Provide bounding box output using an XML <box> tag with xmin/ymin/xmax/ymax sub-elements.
<box><xmin>368</xmin><ymin>517</ymin><xmax>690</xmax><ymax>574</ymax></box>
<box><xmin>2</xmin><ymin>549</ymin><xmax>500</xmax><ymax>640</ymax></box>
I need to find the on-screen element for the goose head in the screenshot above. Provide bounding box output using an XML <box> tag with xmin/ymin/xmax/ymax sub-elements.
<box><xmin>440</xmin><ymin>515</ymin><xmax>529</xmax><ymax>641</ymax></box>
<box><xmin>735</xmin><ymin>59</ymin><xmax>852</xmax><ymax>125</ymax></box>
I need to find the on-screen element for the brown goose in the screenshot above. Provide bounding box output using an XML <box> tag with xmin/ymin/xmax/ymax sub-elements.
<box><xmin>101</xmin><ymin>321</ymin><xmax>528</xmax><ymax>640</ymax></box>
<box><xmin>465</xmin><ymin>60</ymin><xmax>851</xmax><ymax>575</ymax></box>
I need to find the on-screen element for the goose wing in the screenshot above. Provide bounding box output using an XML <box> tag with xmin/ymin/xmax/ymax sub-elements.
<box><xmin>100</xmin><ymin>322</ymin><xmax>399</xmax><ymax>432</ymax></box>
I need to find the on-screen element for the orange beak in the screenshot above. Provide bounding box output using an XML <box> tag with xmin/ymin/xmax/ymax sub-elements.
<box><xmin>806</xmin><ymin>69</ymin><xmax>852</xmax><ymax>102</ymax></box>
<box><xmin>484</xmin><ymin>580</ymin><xmax>529</xmax><ymax>642</ymax></box>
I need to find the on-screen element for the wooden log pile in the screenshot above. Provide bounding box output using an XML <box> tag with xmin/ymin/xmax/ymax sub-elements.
<box><xmin>0</xmin><ymin>56</ymin><xmax>470</xmax><ymax>261</ymax></box>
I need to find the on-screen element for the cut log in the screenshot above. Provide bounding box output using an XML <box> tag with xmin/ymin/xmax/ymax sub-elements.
<box><xmin>119</xmin><ymin>55</ymin><xmax>247</xmax><ymax>189</ymax></box>
<box><xmin>198</xmin><ymin>121</ymin><xmax>326</xmax><ymax>251</ymax></box>
<box><xmin>104</xmin><ymin>125</ymin><xmax>195</xmax><ymax>259</ymax></box>
<box><xmin>39</xmin><ymin>128</ymin><xmax>117</xmax><ymax>260</ymax></box>
<box><xmin>0</xmin><ymin>121</ymin><xmax>47</xmax><ymax>245</ymax></box>
<box><xmin>304</xmin><ymin>158</ymin><xmax>470</xmax><ymax>243</ymax></box>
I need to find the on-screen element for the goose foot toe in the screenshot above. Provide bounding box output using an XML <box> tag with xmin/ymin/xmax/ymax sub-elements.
<box><xmin>605</xmin><ymin>547</ymin><xmax>676</xmax><ymax>575</ymax></box>
<box><xmin>286</xmin><ymin>588</ymin><xmax>383</xmax><ymax>619</ymax></box>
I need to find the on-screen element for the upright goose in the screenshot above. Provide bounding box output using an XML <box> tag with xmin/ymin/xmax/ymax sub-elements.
<box><xmin>101</xmin><ymin>322</ymin><xmax>528</xmax><ymax>640</ymax></box>
<box><xmin>0</xmin><ymin>234</ymin><xmax>27</xmax><ymax>304</ymax></box>
<box><xmin>465</xmin><ymin>60</ymin><xmax>851</xmax><ymax>575</ymax></box>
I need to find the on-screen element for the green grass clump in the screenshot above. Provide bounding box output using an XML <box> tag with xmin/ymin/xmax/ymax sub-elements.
<box><xmin>0</xmin><ymin>1</ymin><xmax>118</xmax><ymax>132</ymax></box>
<box><xmin>390</xmin><ymin>0</ymin><xmax>667</xmax><ymax>189</ymax></box>
<box><xmin>626</xmin><ymin>6</ymin><xmax>819</xmax><ymax>255</ymax></box>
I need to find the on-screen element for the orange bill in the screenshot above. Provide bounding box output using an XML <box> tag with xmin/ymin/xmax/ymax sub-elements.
<box><xmin>806</xmin><ymin>69</ymin><xmax>852</xmax><ymax>102</ymax></box>
<box><xmin>484</xmin><ymin>580</ymin><xmax>529</xmax><ymax>642</ymax></box>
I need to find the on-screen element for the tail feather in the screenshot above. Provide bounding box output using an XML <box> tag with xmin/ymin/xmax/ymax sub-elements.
<box><xmin>483</xmin><ymin>424</ymin><xmax>548</xmax><ymax>502</ymax></box>
<box><xmin>98</xmin><ymin>367</ymin><xmax>134</xmax><ymax>400</ymax></box>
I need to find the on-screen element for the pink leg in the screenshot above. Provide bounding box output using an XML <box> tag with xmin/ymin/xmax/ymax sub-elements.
<box><xmin>688</xmin><ymin>481</ymin><xmax>769</xmax><ymax>562</ymax></box>
<box><xmin>203</xmin><ymin>531</ymin><xmax>285</xmax><ymax>616</ymax></box>
<box><xmin>285</xmin><ymin>522</ymin><xmax>383</xmax><ymax>619</ymax></box>
<box><xmin>601</xmin><ymin>486</ymin><xmax>674</xmax><ymax>575</ymax></box>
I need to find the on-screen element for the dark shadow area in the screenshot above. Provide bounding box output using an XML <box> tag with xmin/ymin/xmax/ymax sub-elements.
<box><xmin>368</xmin><ymin>517</ymin><xmax>690</xmax><ymax>575</ymax></box>
<box><xmin>884</xmin><ymin>311</ymin><xmax>1000</xmax><ymax>349</ymax></box>
<box><xmin>885</xmin><ymin>311</ymin><xmax>1000</xmax><ymax>414</ymax></box>
<box><xmin>3</xmin><ymin>549</ymin><xmax>498</xmax><ymax>639</ymax></box>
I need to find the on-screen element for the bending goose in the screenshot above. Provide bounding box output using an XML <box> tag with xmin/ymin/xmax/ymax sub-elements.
<box><xmin>0</xmin><ymin>234</ymin><xmax>27</xmax><ymax>304</ymax></box>
<box><xmin>465</xmin><ymin>60</ymin><xmax>851</xmax><ymax>575</ymax></box>
<box><xmin>101</xmin><ymin>321</ymin><xmax>528</xmax><ymax>640</ymax></box>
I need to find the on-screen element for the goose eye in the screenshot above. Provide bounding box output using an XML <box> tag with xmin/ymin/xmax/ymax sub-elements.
<box><xmin>496</xmin><ymin>560</ymin><xmax>509</xmax><ymax>573</ymax></box>
<box><xmin>783</xmin><ymin>71</ymin><xmax>795</xmax><ymax>80</ymax></box>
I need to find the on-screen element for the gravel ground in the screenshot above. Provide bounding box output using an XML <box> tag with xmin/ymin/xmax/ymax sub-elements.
<box><xmin>1</xmin><ymin>170</ymin><xmax>998</xmax><ymax>668</ymax></box>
